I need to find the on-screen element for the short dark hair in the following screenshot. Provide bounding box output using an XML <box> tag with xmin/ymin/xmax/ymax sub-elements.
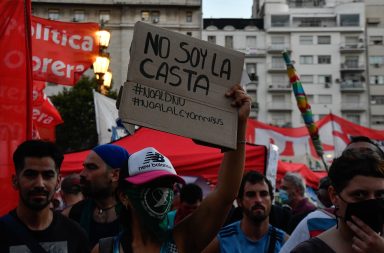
<box><xmin>346</xmin><ymin>135</ymin><xmax>384</xmax><ymax>158</ymax></box>
<box><xmin>13</xmin><ymin>140</ymin><xmax>64</xmax><ymax>174</ymax></box>
<box><xmin>318</xmin><ymin>176</ymin><xmax>331</xmax><ymax>190</ymax></box>
<box><xmin>180</xmin><ymin>183</ymin><xmax>203</xmax><ymax>204</ymax></box>
<box><xmin>329</xmin><ymin>148</ymin><xmax>384</xmax><ymax>193</ymax></box>
<box><xmin>238</xmin><ymin>171</ymin><xmax>274</xmax><ymax>200</ymax></box>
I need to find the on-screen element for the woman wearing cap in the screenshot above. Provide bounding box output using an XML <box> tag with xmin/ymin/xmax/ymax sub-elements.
<box><xmin>92</xmin><ymin>84</ymin><xmax>251</xmax><ymax>253</ymax></box>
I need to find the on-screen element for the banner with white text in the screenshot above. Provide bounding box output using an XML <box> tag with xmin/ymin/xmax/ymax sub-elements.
<box><xmin>31</xmin><ymin>16</ymin><xmax>99</xmax><ymax>85</ymax></box>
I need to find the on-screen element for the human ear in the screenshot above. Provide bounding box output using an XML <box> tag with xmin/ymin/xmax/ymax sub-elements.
<box><xmin>329</xmin><ymin>185</ymin><xmax>338</xmax><ymax>206</ymax></box>
<box><xmin>111</xmin><ymin>169</ymin><xmax>120</xmax><ymax>183</ymax></box>
<box><xmin>12</xmin><ymin>175</ymin><xmax>19</xmax><ymax>190</ymax></box>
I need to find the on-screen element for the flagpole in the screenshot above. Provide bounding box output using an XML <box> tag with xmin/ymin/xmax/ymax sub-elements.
<box><xmin>282</xmin><ymin>50</ymin><xmax>328</xmax><ymax>172</ymax></box>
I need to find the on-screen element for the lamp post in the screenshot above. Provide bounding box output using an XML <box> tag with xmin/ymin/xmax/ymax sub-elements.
<box><xmin>93</xmin><ymin>24</ymin><xmax>111</xmax><ymax>94</ymax></box>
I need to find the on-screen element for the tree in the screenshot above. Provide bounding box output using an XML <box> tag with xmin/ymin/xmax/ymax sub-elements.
<box><xmin>51</xmin><ymin>77</ymin><xmax>117</xmax><ymax>152</ymax></box>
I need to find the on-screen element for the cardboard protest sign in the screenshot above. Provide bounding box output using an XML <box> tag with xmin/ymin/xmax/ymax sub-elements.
<box><xmin>120</xmin><ymin>22</ymin><xmax>245</xmax><ymax>149</ymax></box>
<box><xmin>119</xmin><ymin>82</ymin><xmax>238</xmax><ymax>149</ymax></box>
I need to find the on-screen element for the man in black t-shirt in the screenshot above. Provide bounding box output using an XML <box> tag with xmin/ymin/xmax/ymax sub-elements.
<box><xmin>0</xmin><ymin>140</ymin><xmax>90</xmax><ymax>253</ymax></box>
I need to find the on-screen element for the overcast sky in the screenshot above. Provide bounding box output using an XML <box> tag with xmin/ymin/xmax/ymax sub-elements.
<box><xmin>202</xmin><ymin>0</ymin><xmax>253</xmax><ymax>18</ymax></box>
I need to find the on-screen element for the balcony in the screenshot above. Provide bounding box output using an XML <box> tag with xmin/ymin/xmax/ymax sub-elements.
<box><xmin>268</xmin><ymin>84</ymin><xmax>291</xmax><ymax>92</ymax></box>
<box><xmin>340</xmin><ymin>63</ymin><xmax>365</xmax><ymax>72</ymax></box>
<box><xmin>339</xmin><ymin>43</ymin><xmax>365</xmax><ymax>53</ymax></box>
<box><xmin>267</xmin><ymin>44</ymin><xmax>290</xmax><ymax>53</ymax></box>
<box><xmin>287</xmin><ymin>0</ymin><xmax>326</xmax><ymax>8</ymax></box>
<box><xmin>340</xmin><ymin>102</ymin><xmax>366</xmax><ymax>111</ymax></box>
<box><xmin>237</xmin><ymin>47</ymin><xmax>266</xmax><ymax>57</ymax></box>
<box><xmin>268</xmin><ymin>63</ymin><xmax>287</xmax><ymax>72</ymax></box>
<box><xmin>267</xmin><ymin>102</ymin><xmax>292</xmax><ymax>111</ymax></box>
<box><xmin>340</xmin><ymin>81</ymin><xmax>365</xmax><ymax>92</ymax></box>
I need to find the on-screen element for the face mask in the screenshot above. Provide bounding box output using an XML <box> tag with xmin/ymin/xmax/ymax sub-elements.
<box><xmin>344</xmin><ymin>198</ymin><xmax>384</xmax><ymax>233</ymax></box>
<box><xmin>278</xmin><ymin>189</ymin><xmax>289</xmax><ymax>205</ymax></box>
<box><xmin>126</xmin><ymin>186</ymin><xmax>174</xmax><ymax>235</ymax></box>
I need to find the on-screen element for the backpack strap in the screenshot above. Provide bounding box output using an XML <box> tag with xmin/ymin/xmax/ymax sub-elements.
<box><xmin>0</xmin><ymin>214</ymin><xmax>49</xmax><ymax>253</ymax></box>
<box><xmin>267</xmin><ymin>226</ymin><xmax>277</xmax><ymax>253</ymax></box>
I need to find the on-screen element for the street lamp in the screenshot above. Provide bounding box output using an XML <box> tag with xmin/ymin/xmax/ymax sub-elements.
<box><xmin>103</xmin><ymin>70</ymin><xmax>112</xmax><ymax>88</ymax></box>
<box><xmin>93</xmin><ymin>24</ymin><xmax>111</xmax><ymax>94</ymax></box>
<box><xmin>93</xmin><ymin>54</ymin><xmax>110</xmax><ymax>86</ymax></box>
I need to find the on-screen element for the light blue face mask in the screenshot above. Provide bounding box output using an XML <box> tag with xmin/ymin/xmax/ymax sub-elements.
<box><xmin>278</xmin><ymin>189</ymin><xmax>289</xmax><ymax>204</ymax></box>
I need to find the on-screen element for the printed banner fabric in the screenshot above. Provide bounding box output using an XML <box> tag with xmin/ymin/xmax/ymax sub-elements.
<box><xmin>0</xmin><ymin>0</ymin><xmax>33</xmax><ymax>216</ymax></box>
<box><xmin>31</xmin><ymin>16</ymin><xmax>99</xmax><ymax>85</ymax></box>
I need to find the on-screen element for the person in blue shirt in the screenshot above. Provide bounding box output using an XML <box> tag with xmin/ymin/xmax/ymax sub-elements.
<box><xmin>203</xmin><ymin>171</ymin><xmax>289</xmax><ymax>253</ymax></box>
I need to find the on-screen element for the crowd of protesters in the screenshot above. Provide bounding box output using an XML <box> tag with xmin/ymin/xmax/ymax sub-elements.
<box><xmin>1</xmin><ymin>84</ymin><xmax>384</xmax><ymax>252</ymax></box>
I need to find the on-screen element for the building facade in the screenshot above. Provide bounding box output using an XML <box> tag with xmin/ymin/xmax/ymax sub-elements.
<box><xmin>366</xmin><ymin>0</ymin><xmax>384</xmax><ymax>130</ymax></box>
<box><xmin>31</xmin><ymin>0</ymin><xmax>202</xmax><ymax>94</ymax></box>
<box><xmin>252</xmin><ymin>0</ymin><xmax>368</xmax><ymax>127</ymax></box>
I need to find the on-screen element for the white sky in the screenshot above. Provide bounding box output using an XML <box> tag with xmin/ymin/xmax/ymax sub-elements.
<box><xmin>202</xmin><ymin>0</ymin><xmax>253</xmax><ymax>18</ymax></box>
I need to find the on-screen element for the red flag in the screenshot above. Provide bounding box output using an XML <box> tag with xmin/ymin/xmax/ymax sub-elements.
<box><xmin>31</xmin><ymin>16</ymin><xmax>99</xmax><ymax>85</ymax></box>
<box><xmin>32</xmin><ymin>80</ymin><xmax>46</xmax><ymax>106</ymax></box>
<box><xmin>33</xmin><ymin>97</ymin><xmax>63</xmax><ymax>128</ymax></box>
<box><xmin>0</xmin><ymin>0</ymin><xmax>33</xmax><ymax>215</ymax></box>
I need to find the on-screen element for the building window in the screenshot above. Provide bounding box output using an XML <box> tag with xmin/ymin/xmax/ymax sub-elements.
<box><xmin>246</xmin><ymin>36</ymin><xmax>257</xmax><ymax>49</ymax></box>
<box><xmin>270</xmin><ymin>112</ymin><xmax>290</xmax><ymax>127</ymax></box>
<box><xmin>141</xmin><ymin>11</ymin><xmax>150</xmax><ymax>21</ymax></box>
<box><xmin>345</xmin><ymin>56</ymin><xmax>359</xmax><ymax>67</ymax></box>
<box><xmin>99</xmin><ymin>11</ymin><xmax>110</xmax><ymax>23</ymax></box>
<box><xmin>372</xmin><ymin>115</ymin><xmax>384</xmax><ymax>125</ymax></box>
<box><xmin>370</xmin><ymin>75</ymin><xmax>384</xmax><ymax>85</ymax></box>
<box><xmin>340</xmin><ymin>14</ymin><xmax>360</xmax><ymax>27</ymax></box>
<box><xmin>186</xmin><ymin>32</ymin><xmax>192</xmax><ymax>36</ymax></box>
<box><xmin>301</xmin><ymin>75</ymin><xmax>314</xmax><ymax>84</ymax></box>
<box><xmin>272</xmin><ymin>56</ymin><xmax>285</xmax><ymax>68</ymax></box>
<box><xmin>307</xmin><ymin>94</ymin><xmax>314</xmax><ymax>104</ymax></box>
<box><xmin>271</xmin><ymin>74</ymin><xmax>287</xmax><ymax>85</ymax></box>
<box><xmin>299</xmin><ymin>35</ymin><xmax>313</xmax><ymax>45</ymax></box>
<box><xmin>246</xmin><ymin>63</ymin><xmax>257</xmax><ymax>81</ymax></box>
<box><xmin>318</xmin><ymin>95</ymin><xmax>332</xmax><ymax>104</ymax></box>
<box><xmin>300</xmin><ymin>55</ymin><xmax>313</xmax><ymax>64</ymax></box>
<box><xmin>318</xmin><ymin>75</ymin><xmax>332</xmax><ymax>84</ymax></box>
<box><xmin>318</xmin><ymin>55</ymin><xmax>331</xmax><ymax>64</ymax></box>
<box><xmin>73</xmin><ymin>10</ymin><xmax>85</xmax><ymax>22</ymax></box>
<box><xmin>345</xmin><ymin>36</ymin><xmax>359</xmax><ymax>47</ymax></box>
<box><xmin>207</xmin><ymin>35</ymin><xmax>216</xmax><ymax>44</ymax></box>
<box><xmin>271</xmin><ymin>36</ymin><xmax>285</xmax><ymax>45</ymax></box>
<box><xmin>272</xmin><ymin>94</ymin><xmax>286</xmax><ymax>102</ymax></box>
<box><xmin>369</xmin><ymin>56</ymin><xmax>384</xmax><ymax>65</ymax></box>
<box><xmin>370</xmin><ymin>36</ymin><xmax>383</xmax><ymax>45</ymax></box>
<box><xmin>344</xmin><ymin>114</ymin><xmax>360</xmax><ymax>124</ymax></box>
<box><xmin>48</xmin><ymin>9</ymin><xmax>59</xmax><ymax>20</ymax></box>
<box><xmin>225</xmin><ymin>36</ymin><xmax>233</xmax><ymax>49</ymax></box>
<box><xmin>151</xmin><ymin>11</ymin><xmax>160</xmax><ymax>23</ymax></box>
<box><xmin>271</xmin><ymin>15</ymin><xmax>289</xmax><ymax>27</ymax></box>
<box><xmin>318</xmin><ymin>35</ymin><xmax>331</xmax><ymax>44</ymax></box>
<box><xmin>186</xmin><ymin>11</ymin><xmax>192</xmax><ymax>22</ymax></box>
<box><xmin>371</xmin><ymin>95</ymin><xmax>384</xmax><ymax>105</ymax></box>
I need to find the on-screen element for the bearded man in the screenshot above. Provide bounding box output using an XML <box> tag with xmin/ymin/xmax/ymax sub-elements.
<box><xmin>203</xmin><ymin>171</ymin><xmax>289</xmax><ymax>253</ymax></box>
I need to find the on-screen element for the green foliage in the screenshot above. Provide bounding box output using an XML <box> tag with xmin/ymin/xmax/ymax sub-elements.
<box><xmin>51</xmin><ymin>77</ymin><xmax>115</xmax><ymax>152</ymax></box>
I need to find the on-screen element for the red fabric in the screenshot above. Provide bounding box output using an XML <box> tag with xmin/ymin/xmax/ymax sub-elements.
<box><xmin>246</xmin><ymin>114</ymin><xmax>384</xmax><ymax>163</ymax></box>
<box><xmin>276</xmin><ymin>161</ymin><xmax>327</xmax><ymax>189</ymax></box>
<box><xmin>32</xmin><ymin>97</ymin><xmax>63</xmax><ymax>128</ymax></box>
<box><xmin>0</xmin><ymin>0</ymin><xmax>33</xmax><ymax>216</ymax></box>
<box><xmin>31</xmin><ymin>16</ymin><xmax>99</xmax><ymax>85</ymax></box>
<box><xmin>61</xmin><ymin>128</ymin><xmax>267</xmax><ymax>185</ymax></box>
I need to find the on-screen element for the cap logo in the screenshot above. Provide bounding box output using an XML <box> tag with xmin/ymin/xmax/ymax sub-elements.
<box><xmin>144</xmin><ymin>151</ymin><xmax>165</xmax><ymax>164</ymax></box>
<box><xmin>137</xmin><ymin>151</ymin><xmax>173</xmax><ymax>172</ymax></box>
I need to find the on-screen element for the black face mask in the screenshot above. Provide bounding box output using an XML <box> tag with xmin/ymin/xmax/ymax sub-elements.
<box><xmin>344</xmin><ymin>198</ymin><xmax>384</xmax><ymax>233</ymax></box>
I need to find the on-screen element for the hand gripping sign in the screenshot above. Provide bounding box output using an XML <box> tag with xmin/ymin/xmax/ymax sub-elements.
<box><xmin>118</xmin><ymin>22</ymin><xmax>245</xmax><ymax>150</ymax></box>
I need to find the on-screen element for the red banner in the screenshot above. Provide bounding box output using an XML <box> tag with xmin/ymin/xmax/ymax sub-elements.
<box><xmin>246</xmin><ymin>114</ymin><xmax>384</xmax><ymax>169</ymax></box>
<box><xmin>0</xmin><ymin>0</ymin><xmax>33</xmax><ymax>215</ymax></box>
<box><xmin>31</xmin><ymin>16</ymin><xmax>99</xmax><ymax>85</ymax></box>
